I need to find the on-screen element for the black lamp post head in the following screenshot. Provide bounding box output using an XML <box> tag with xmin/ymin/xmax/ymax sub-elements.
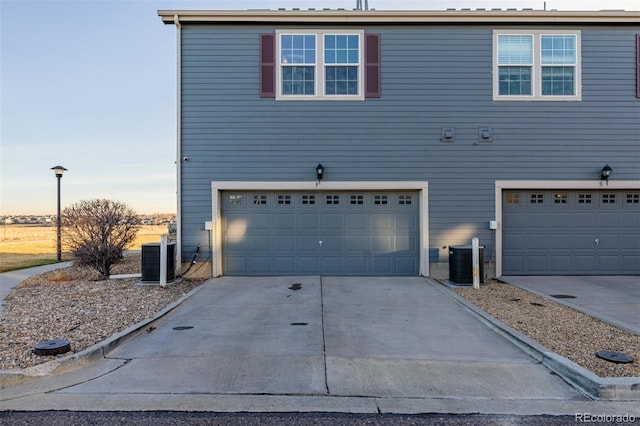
<box><xmin>51</xmin><ymin>165</ymin><xmax>67</xmax><ymax>178</ymax></box>
<box><xmin>316</xmin><ymin>163</ymin><xmax>324</xmax><ymax>181</ymax></box>
<box><xmin>600</xmin><ymin>164</ymin><xmax>612</xmax><ymax>181</ymax></box>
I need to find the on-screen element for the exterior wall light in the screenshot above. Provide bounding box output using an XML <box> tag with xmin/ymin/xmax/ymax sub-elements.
<box><xmin>316</xmin><ymin>163</ymin><xmax>324</xmax><ymax>181</ymax></box>
<box><xmin>600</xmin><ymin>164</ymin><xmax>613</xmax><ymax>181</ymax></box>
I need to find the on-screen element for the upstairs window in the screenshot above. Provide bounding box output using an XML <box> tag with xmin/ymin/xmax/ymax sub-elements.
<box><xmin>494</xmin><ymin>30</ymin><xmax>581</xmax><ymax>101</ymax></box>
<box><xmin>280</xmin><ymin>34</ymin><xmax>317</xmax><ymax>96</ymax></box>
<box><xmin>276</xmin><ymin>30</ymin><xmax>364</xmax><ymax>100</ymax></box>
<box><xmin>261</xmin><ymin>30</ymin><xmax>384</xmax><ymax>100</ymax></box>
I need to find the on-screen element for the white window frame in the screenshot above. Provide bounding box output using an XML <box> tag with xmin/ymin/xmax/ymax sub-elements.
<box><xmin>493</xmin><ymin>30</ymin><xmax>581</xmax><ymax>101</ymax></box>
<box><xmin>276</xmin><ymin>29</ymin><xmax>365</xmax><ymax>101</ymax></box>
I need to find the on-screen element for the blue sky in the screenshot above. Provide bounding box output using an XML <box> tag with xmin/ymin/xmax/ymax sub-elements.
<box><xmin>2</xmin><ymin>0</ymin><xmax>638</xmax><ymax>215</ymax></box>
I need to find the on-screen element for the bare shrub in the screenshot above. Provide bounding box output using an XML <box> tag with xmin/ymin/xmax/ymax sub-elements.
<box><xmin>61</xmin><ymin>199</ymin><xmax>140</xmax><ymax>279</ymax></box>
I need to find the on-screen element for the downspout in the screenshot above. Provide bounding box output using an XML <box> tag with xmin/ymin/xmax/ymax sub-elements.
<box><xmin>174</xmin><ymin>14</ymin><xmax>182</xmax><ymax>266</ymax></box>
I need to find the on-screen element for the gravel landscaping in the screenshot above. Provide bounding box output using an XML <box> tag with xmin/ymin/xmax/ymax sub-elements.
<box><xmin>454</xmin><ymin>281</ymin><xmax>640</xmax><ymax>378</ymax></box>
<box><xmin>0</xmin><ymin>254</ymin><xmax>204</xmax><ymax>371</ymax></box>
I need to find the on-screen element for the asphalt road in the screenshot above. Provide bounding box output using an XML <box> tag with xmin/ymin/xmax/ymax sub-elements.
<box><xmin>0</xmin><ymin>412</ymin><xmax>579</xmax><ymax>425</ymax></box>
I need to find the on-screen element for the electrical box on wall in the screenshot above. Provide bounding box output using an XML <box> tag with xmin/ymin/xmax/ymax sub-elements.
<box><xmin>489</xmin><ymin>220</ymin><xmax>497</xmax><ymax>230</ymax></box>
<box><xmin>204</xmin><ymin>221</ymin><xmax>212</xmax><ymax>230</ymax></box>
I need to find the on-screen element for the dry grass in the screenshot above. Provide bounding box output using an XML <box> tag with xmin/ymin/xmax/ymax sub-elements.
<box><xmin>0</xmin><ymin>225</ymin><xmax>169</xmax><ymax>272</ymax></box>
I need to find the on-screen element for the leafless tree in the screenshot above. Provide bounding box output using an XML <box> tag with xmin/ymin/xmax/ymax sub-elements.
<box><xmin>61</xmin><ymin>199</ymin><xmax>140</xmax><ymax>279</ymax></box>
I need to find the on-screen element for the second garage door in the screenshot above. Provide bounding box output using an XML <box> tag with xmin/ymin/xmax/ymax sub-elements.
<box><xmin>222</xmin><ymin>191</ymin><xmax>419</xmax><ymax>276</ymax></box>
<box><xmin>503</xmin><ymin>189</ymin><xmax>640</xmax><ymax>275</ymax></box>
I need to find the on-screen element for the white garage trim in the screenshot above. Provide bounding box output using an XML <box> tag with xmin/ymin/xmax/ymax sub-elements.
<box><xmin>211</xmin><ymin>181</ymin><xmax>429</xmax><ymax>277</ymax></box>
<box><xmin>494</xmin><ymin>180</ymin><xmax>640</xmax><ymax>277</ymax></box>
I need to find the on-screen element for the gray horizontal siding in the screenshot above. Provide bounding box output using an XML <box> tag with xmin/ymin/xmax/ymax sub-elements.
<box><xmin>177</xmin><ymin>24</ymin><xmax>640</xmax><ymax>267</ymax></box>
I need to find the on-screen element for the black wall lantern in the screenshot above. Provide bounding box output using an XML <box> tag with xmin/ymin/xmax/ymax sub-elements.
<box><xmin>316</xmin><ymin>163</ymin><xmax>324</xmax><ymax>181</ymax></box>
<box><xmin>600</xmin><ymin>164</ymin><xmax>613</xmax><ymax>181</ymax></box>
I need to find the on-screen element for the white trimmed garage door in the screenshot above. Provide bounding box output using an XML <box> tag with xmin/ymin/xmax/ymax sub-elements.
<box><xmin>222</xmin><ymin>191</ymin><xmax>419</xmax><ymax>276</ymax></box>
<box><xmin>503</xmin><ymin>189</ymin><xmax>640</xmax><ymax>275</ymax></box>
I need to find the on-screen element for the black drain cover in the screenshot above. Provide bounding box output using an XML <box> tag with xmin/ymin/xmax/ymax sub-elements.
<box><xmin>596</xmin><ymin>351</ymin><xmax>633</xmax><ymax>364</ymax></box>
<box><xmin>33</xmin><ymin>339</ymin><xmax>71</xmax><ymax>356</ymax></box>
<box><xmin>550</xmin><ymin>294</ymin><xmax>577</xmax><ymax>299</ymax></box>
<box><xmin>290</xmin><ymin>322</ymin><xmax>308</xmax><ymax>326</ymax></box>
<box><xmin>173</xmin><ymin>326</ymin><xmax>194</xmax><ymax>330</ymax></box>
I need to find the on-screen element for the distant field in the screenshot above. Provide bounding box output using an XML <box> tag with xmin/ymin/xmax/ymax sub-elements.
<box><xmin>0</xmin><ymin>224</ymin><xmax>168</xmax><ymax>272</ymax></box>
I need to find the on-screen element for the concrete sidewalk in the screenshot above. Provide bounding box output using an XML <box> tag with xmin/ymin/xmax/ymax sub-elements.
<box><xmin>3</xmin><ymin>275</ymin><xmax>638</xmax><ymax>415</ymax></box>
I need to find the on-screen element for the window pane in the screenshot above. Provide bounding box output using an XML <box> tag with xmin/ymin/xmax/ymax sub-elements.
<box><xmin>541</xmin><ymin>35</ymin><xmax>576</xmax><ymax>65</ymax></box>
<box><xmin>325</xmin><ymin>65</ymin><xmax>358</xmax><ymax>95</ymax></box>
<box><xmin>347</xmin><ymin>35</ymin><xmax>359</xmax><ymax>48</ymax></box>
<box><xmin>498</xmin><ymin>34</ymin><xmax>533</xmax><ymax>65</ymax></box>
<box><xmin>281</xmin><ymin>35</ymin><xmax>293</xmax><ymax>50</ymax></box>
<box><xmin>541</xmin><ymin>66</ymin><xmax>574</xmax><ymax>95</ymax></box>
<box><xmin>348</xmin><ymin>81</ymin><xmax>358</xmax><ymax>95</ymax></box>
<box><xmin>498</xmin><ymin>66</ymin><xmax>532</xmax><ymax>95</ymax></box>
<box><xmin>282</xmin><ymin>66</ymin><xmax>315</xmax><ymax>95</ymax></box>
<box><xmin>326</xmin><ymin>81</ymin><xmax>335</xmax><ymax>94</ymax></box>
<box><xmin>325</xmin><ymin>34</ymin><xmax>359</xmax><ymax>65</ymax></box>
<box><xmin>280</xmin><ymin>34</ymin><xmax>315</xmax><ymax>64</ymax></box>
<box><xmin>325</xmin><ymin>50</ymin><xmax>335</xmax><ymax>63</ymax></box>
<box><xmin>325</xmin><ymin>35</ymin><xmax>336</xmax><ymax>49</ymax></box>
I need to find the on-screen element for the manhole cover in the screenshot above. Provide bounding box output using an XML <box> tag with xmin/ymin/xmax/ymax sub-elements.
<box><xmin>33</xmin><ymin>339</ymin><xmax>71</xmax><ymax>356</ymax></box>
<box><xmin>173</xmin><ymin>326</ymin><xmax>194</xmax><ymax>330</ymax></box>
<box><xmin>290</xmin><ymin>322</ymin><xmax>308</xmax><ymax>326</ymax></box>
<box><xmin>596</xmin><ymin>351</ymin><xmax>633</xmax><ymax>364</ymax></box>
<box><xmin>550</xmin><ymin>294</ymin><xmax>577</xmax><ymax>299</ymax></box>
<box><xmin>289</xmin><ymin>283</ymin><xmax>302</xmax><ymax>291</ymax></box>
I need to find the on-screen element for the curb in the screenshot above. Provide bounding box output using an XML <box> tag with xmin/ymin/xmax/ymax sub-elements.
<box><xmin>434</xmin><ymin>281</ymin><xmax>640</xmax><ymax>401</ymax></box>
<box><xmin>0</xmin><ymin>281</ymin><xmax>208</xmax><ymax>387</ymax></box>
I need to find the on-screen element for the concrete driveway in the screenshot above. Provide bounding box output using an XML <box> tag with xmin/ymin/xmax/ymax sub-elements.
<box><xmin>5</xmin><ymin>276</ymin><xmax>622</xmax><ymax>414</ymax></box>
<box><xmin>500</xmin><ymin>276</ymin><xmax>639</xmax><ymax>335</ymax></box>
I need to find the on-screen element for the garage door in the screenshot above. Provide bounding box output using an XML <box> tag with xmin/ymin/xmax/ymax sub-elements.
<box><xmin>222</xmin><ymin>191</ymin><xmax>419</xmax><ymax>276</ymax></box>
<box><xmin>503</xmin><ymin>190</ymin><xmax>640</xmax><ymax>275</ymax></box>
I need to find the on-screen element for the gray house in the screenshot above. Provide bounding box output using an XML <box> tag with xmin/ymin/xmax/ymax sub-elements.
<box><xmin>158</xmin><ymin>9</ymin><xmax>640</xmax><ymax>278</ymax></box>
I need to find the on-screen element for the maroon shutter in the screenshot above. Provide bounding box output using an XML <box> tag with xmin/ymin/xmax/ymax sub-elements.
<box><xmin>260</xmin><ymin>33</ymin><xmax>276</xmax><ymax>98</ymax></box>
<box><xmin>365</xmin><ymin>33</ymin><xmax>381</xmax><ymax>98</ymax></box>
<box><xmin>637</xmin><ymin>34</ymin><xmax>640</xmax><ymax>98</ymax></box>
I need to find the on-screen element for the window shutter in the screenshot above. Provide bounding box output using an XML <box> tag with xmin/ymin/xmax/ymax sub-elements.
<box><xmin>365</xmin><ymin>33</ymin><xmax>381</xmax><ymax>98</ymax></box>
<box><xmin>260</xmin><ymin>33</ymin><xmax>276</xmax><ymax>98</ymax></box>
<box><xmin>637</xmin><ymin>34</ymin><xmax>640</xmax><ymax>98</ymax></box>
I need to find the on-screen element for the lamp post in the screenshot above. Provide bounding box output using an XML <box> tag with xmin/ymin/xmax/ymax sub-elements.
<box><xmin>51</xmin><ymin>166</ymin><xmax>67</xmax><ymax>262</ymax></box>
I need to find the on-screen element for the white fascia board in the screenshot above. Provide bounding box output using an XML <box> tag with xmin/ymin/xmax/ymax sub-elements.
<box><xmin>159</xmin><ymin>10</ymin><xmax>640</xmax><ymax>25</ymax></box>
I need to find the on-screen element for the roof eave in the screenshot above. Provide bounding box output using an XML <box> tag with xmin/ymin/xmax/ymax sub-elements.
<box><xmin>158</xmin><ymin>9</ymin><xmax>640</xmax><ymax>25</ymax></box>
